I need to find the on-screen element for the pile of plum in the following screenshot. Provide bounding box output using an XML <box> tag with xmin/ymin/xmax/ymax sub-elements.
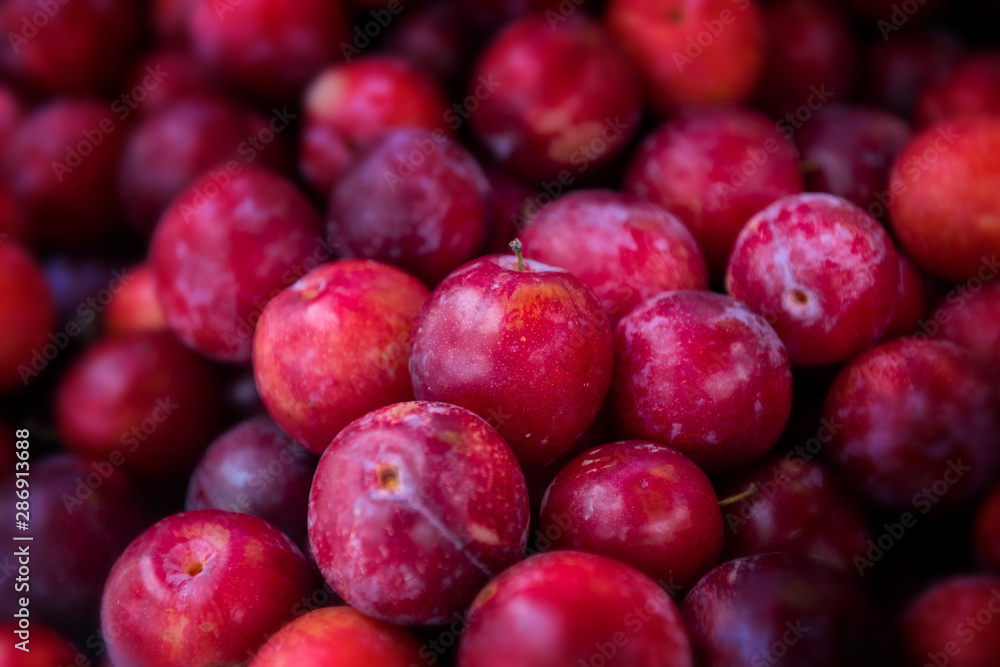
<box><xmin>1</xmin><ymin>0</ymin><xmax>999</xmax><ymax>665</ymax></box>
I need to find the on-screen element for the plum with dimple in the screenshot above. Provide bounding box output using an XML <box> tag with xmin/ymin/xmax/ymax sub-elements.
<box><xmin>308</xmin><ymin>401</ymin><xmax>529</xmax><ymax>626</ymax></box>
<box><xmin>101</xmin><ymin>509</ymin><xmax>314</xmax><ymax>667</ymax></box>
<box><xmin>725</xmin><ymin>192</ymin><xmax>899</xmax><ymax>366</ymax></box>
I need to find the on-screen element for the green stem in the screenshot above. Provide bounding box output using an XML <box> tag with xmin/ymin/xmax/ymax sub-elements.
<box><xmin>718</xmin><ymin>483</ymin><xmax>758</xmax><ymax>507</ymax></box>
<box><xmin>509</xmin><ymin>239</ymin><xmax>524</xmax><ymax>272</ymax></box>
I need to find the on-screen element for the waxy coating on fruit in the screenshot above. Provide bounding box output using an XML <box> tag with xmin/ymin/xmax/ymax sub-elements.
<box><xmin>308</xmin><ymin>401</ymin><xmax>529</xmax><ymax>626</ymax></box>
<box><xmin>326</xmin><ymin>129</ymin><xmax>491</xmax><ymax>287</ymax></box>
<box><xmin>823</xmin><ymin>338</ymin><xmax>1000</xmax><ymax>512</ymax></box>
<box><xmin>409</xmin><ymin>241</ymin><xmax>614</xmax><ymax>465</ymax></box>
<box><xmin>248</xmin><ymin>606</ymin><xmax>430</xmax><ymax>666</ymax></box>
<box><xmin>253</xmin><ymin>259</ymin><xmax>430</xmax><ymax>456</ymax></box>
<box><xmin>518</xmin><ymin>189</ymin><xmax>709</xmax><ymax>323</ymax></box>
<box><xmin>458</xmin><ymin>550</ymin><xmax>694</xmax><ymax>667</ymax></box>
<box><xmin>725</xmin><ymin>192</ymin><xmax>900</xmax><ymax>366</ymax></box>
<box><xmin>152</xmin><ymin>166</ymin><xmax>324</xmax><ymax>363</ymax></box>
<box><xmin>101</xmin><ymin>509</ymin><xmax>314</xmax><ymax>667</ymax></box>
<box><xmin>610</xmin><ymin>290</ymin><xmax>792</xmax><ymax>474</ymax></box>
<box><xmin>539</xmin><ymin>440</ymin><xmax>724</xmax><ymax>590</ymax></box>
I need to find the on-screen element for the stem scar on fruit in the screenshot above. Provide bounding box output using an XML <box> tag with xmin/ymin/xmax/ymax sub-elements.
<box><xmin>510</xmin><ymin>238</ymin><xmax>525</xmax><ymax>272</ymax></box>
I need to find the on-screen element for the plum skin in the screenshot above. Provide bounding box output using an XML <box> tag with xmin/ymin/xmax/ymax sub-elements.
<box><xmin>0</xmin><ymin>241</ymin><xmax>56</xmax><ymax>393</ymax></box>
<box><xmin>681</xmin><ymin>552</ymin><xmax>886</xmax><ymax>667</ymax></box>
<box><xmin>715</xmin><ymin>454</ymin><xmax>872</xmax><ymax>570</ymax></box>
<box><xmin>409</xmin><ymin>254</ymin><xmax>614</xmax><ymax>466</ymax></box>
<box><xmin>253</xmin><ymin>259</ymin><xmax>430</xmax><ymax>456</ymax></box>
<box><xmin>901</xmin><ymin>575</ymin><xmax>1000</xmax><ymax>667</ymax></box>
<box><xmin>518</xmin><ymin>189</ymin><xmax>708</xmax><ymax>324</ymax></box>
<box><xmin>625</xmin><ymin>106</ymin><xmax>804</xmax><ymax>278</ymax></box>
<box><xmin>539</xmin><ymin>441</ymin><xmax>723</xmax><ymax>590</ymax></box>
<box><xmin>887</xmin><ymin>115</ymin><xmax>1000</xmax><ymax>282</ymax></box>
<box><xmin>185</xmin><ymin>416</ymin><xmax>318</xmax><ymax>547</ymax></box>
<box><xmin>823</xmin><ymin>338</ymin><xmax>1000</xmax><ymax>512</ymax></box>
<box><xmin>248</xmin><ymin>606</ymin><xmax>429</xmax><ymax>666</ymax></box>
<box><xmin>609</xmin><ymin>290</ymin><xmax>792</xmax><ymax>474</ymax></box>
<box><xmin>55</xmin><ymin>331</ymin><xmax>224</xmax><ymax>484</ymax></box>
<box><xmin>152</xmin><ymin>166</ymin><xmax>324</xmax><ymax>363</ymax></box>
<box><xmin>725</xmin><ymin>192</ymin><xmax>900</xmax><ymax>367</ymax></box>
<box><xmin>101</xmin><ymin>509</ymin><xmax>315</xmax><ymax>667</ymax></box>
<box><xmin>308</xmin><ymin>401</ymin><xmax>529</xmax><ymax>626</ymax></box>
<box><xmin>468</xmin><ymin>13</ymin><xmax>641</xmax><ymax>182</ymax></box>
<box><xmin>326</xmin><ymin>129</ymin><xmax>491</xmax><ymax>287</ymax></box>
<box><xmin>457</xmin><ymin>550</ymin><xmax>694</xmax><ymax>667</ymax></box>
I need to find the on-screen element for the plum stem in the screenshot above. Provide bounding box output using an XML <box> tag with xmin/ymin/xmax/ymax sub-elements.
<box><xmin>718</xmin><ymin>483</ymin><xmax>758</xmax><ymax>507</ymax></box>
<box><xmin>509</xmin><ymin>239</ymin><xmax>524</xmax><ymax>272</ymax></box>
